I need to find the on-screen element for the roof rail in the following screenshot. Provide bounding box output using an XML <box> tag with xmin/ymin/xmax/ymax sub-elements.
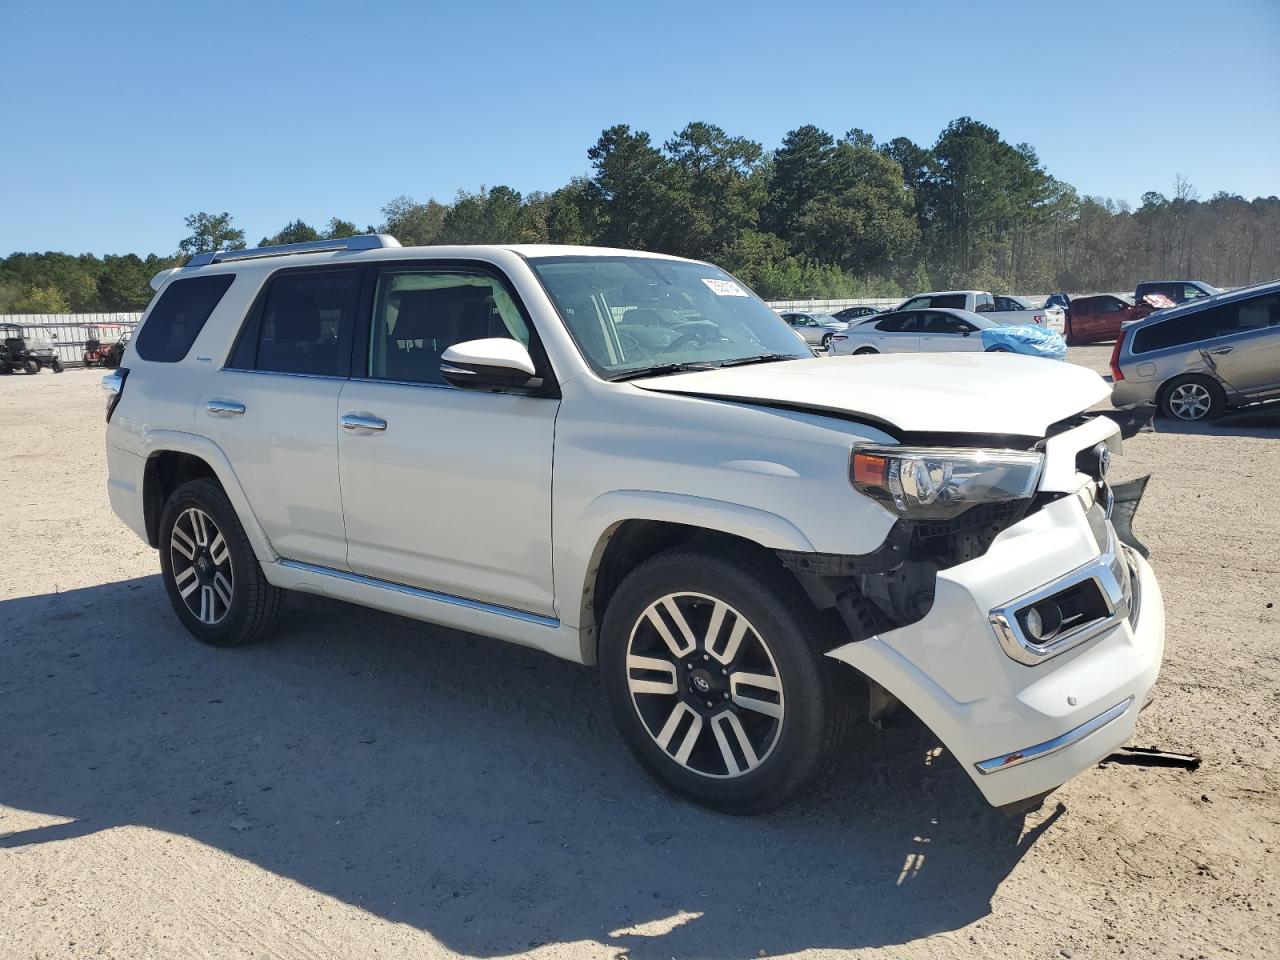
<box><xmin>186</xmin><ymin>233</ymin><xmax>401</xmax><ymax>267</ymax></box>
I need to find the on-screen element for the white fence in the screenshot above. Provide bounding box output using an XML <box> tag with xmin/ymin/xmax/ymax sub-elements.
<box><xmin>1</xmin><ymin>313</ymin><xmax>142</xmax><ymax>366</ymax></box>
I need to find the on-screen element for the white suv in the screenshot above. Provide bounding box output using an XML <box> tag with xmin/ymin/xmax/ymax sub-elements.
<box><xmin>104</xmin><ymin>235</ymin><xmax>1164</xmax><ymax>813</ymax></box>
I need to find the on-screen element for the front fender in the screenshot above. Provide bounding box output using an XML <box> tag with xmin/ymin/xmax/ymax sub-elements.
<box><xmin>559</xmin><ymin>489</ymin><xmax>817</xmax><ymax>636</ymax></box>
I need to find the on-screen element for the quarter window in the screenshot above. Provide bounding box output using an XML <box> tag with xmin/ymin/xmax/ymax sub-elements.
<box><xmin>135</xmin><ymin>274</ymin><xmax>234</xmax><ymax>363</ymax></box>
<box><xmin>367</xmin><ymin>270</ymin><xmax>529</xmax><ymax>385</ymax></box>
<box><xmin>931</xmin><ymin>294</ymin><xmax>967</xmax><ymax>309</ymax></box>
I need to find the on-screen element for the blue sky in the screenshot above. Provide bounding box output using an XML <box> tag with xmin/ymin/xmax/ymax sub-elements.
<box><xmin>2</xmin><ymin>0</ymin><xmax>1277</xmax><ymax>256</ymax></box>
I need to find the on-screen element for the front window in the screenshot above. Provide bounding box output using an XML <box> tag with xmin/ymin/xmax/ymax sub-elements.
<box><xmin>528</xmin><ymin>256</ymin><xmax>810</xmax><ymax>378</ymax></box>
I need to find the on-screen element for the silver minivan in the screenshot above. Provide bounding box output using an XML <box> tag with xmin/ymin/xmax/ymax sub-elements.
<box><xmin>1111</xmin><ymin>281</ymin><xmax>1280</xmax><ymax>421</ymax></box>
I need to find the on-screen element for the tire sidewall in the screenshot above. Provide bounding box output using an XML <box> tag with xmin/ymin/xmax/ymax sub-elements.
<box><xmin>158</xmin><ymin>480</ymin><xmax>259</xmax><ymax>646</ymax></box>
<box><xmin>599</xmin><ymin>552</ymin><xmax>834</xmax><ymax>811</ymax></box>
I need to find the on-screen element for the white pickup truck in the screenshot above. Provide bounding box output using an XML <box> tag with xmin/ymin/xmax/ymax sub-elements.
<box><xmin>898</xmin><ymin>290</ymin><xmax>1063</xmax><ymax>328</ymax></box>
<box><xmin>104</xmin><ymin>237</ymin><xmax>1163</xmax><ymax>814</ymax></box>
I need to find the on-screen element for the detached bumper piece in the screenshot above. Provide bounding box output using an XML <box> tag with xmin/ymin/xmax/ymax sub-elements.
<box><xmin>1109</xmin><ymin>475</ymin><xmax>1151</xmax><ymax>558</ymax></box>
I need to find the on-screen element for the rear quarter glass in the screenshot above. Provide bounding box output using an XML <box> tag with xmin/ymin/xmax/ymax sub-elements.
<box><xmin>135</xmin><ymin>274</ymin><xmax>235</xmax><ymax>363</ymax></box>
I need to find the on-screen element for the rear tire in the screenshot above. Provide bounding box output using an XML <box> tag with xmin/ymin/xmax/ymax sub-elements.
<box><xmin>821</xmin><ymin>333</ymin><xmax>833</xmax><ymax>350</ymax></box>
<box><xmin>158</xmin><ymin>479</ymin><xmax>283</xmax><ymax>647</ymax></box>
<box><xmin>51</xmin><ymin>358</ymin><xmax>64</xmax><ymax>373</ymax></box>
<box><xmin>599</xmin><ymin>545</ymin><xmax>852</xmax><ymax>814</ymax></box>
<box><xmin>986</xmin><ymin>346</ymin><xmax>1011</xmax><ymax>353</ymax></box>
<box><xmin>853</xmin><ymin>347</ymin><xmax>878</xmax><ymax>356</ymax></box>
<box><xmin>23</xmin><ymin>360</ymin><xmax>38</xmax><ymax>374</ymax></box>
<box><xmin>1159</xmin><ymin>374</ymin><xmax>1225</xmax><ymax>422</ymax></box>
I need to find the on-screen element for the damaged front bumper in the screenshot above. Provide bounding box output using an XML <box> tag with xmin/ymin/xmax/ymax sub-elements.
<box><xmin>827</xmin><ymin>481</ymin><xmax>1165</xmax><ymax>809</ymax></box>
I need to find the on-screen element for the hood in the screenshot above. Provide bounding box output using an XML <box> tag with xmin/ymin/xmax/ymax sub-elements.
<box><xmin>632</xmin><ymin>353</ymin><xmax>1109</xmax><ymax>437</ymax></box>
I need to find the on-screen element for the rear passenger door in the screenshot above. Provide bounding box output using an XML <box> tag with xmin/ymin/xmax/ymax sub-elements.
<box><xmin>869</xmin><ymin>312</ymin><xmax>923</xmax><ymax>352</ymax></box>
<box><xmin>335</xmin><ymin>262</ymin><xmax>559</xmax><ymax>617</ymax></box>
<box><xmin>200</xmin><ymin>267</ymin><xmax>360</xmax><ymax>569</ymax></box>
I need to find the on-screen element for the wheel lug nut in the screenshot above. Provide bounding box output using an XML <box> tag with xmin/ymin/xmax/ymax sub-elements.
<box><xmin>706</xmin><ymin>701</ymin><xmax>713</xmax><ymax>708</ymax></box>
<box><xmin>686</xmin><ymin>663</ymin><xmax>693</xmax><ymax>670</ymax></box>
<box><xmin>722</xmin><ymin>692</ymin><xmax>729</xmax><ymax>699</ymax></box>
<box><xmin>703</xmin><ymin>654</ymin><xmax>709</xmax><ymax>661</ymax></box>
<box><xmin>720</xmin><ymin>668</ymin><xmax>727</xmax><ymax>676</ymax></box>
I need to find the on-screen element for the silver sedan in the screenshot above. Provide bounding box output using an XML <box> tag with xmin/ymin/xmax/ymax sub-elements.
<box><xmin>778</xmin><ymin>312</ymin><xmax>848</xmax><ymax>350</ymax></box>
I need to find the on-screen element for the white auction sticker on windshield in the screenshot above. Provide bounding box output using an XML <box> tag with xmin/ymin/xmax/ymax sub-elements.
<box><xmin>701</xmin><ymin>277</ymin><xmax>748</xmax><ymax>297</ymax></box>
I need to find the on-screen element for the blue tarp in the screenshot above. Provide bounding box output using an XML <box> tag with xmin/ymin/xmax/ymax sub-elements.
<box><xmin>979</xmin><ymin>324</ymin><xmax>1067</xmax><ymax>360</ymax></box>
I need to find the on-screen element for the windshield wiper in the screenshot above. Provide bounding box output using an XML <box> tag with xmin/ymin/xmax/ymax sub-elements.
<box><xmin>716</xmin><ymin>353</ymin><xmax>800</xmax><ymax>368</ymax></box>
<box><xmin>608</xmin><ymin>361</ymin><xmax>717</xmax><ymax>382</ymax></box>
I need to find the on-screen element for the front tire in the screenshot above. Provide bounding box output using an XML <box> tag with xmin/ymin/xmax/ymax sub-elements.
<box><xmin>158</xmin><ymin>479</ymin><xmax>283</xmax><ymax>647</ymax></box>
<box><xmin>1160</xmin><ymin>374</ymin><xmax>1225</xmax><ymax>422</ymax></box>
<box><xmin>599</xmin><ymin>546</ymin><xmax>851</xmax><ymax>813</ymax></box>
<box><xmin>50</xmin><ymin>358</ymin><xmax>64</xmax><ymax>373</ymax></box>
<box><xmin>821</xmin><ymin>333</ymin><xmax>833</xmax><ymax>350</ymax></box>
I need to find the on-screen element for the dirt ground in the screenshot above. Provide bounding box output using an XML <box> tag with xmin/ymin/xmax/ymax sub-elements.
<box><xmin>2</xmin><ymin>356</ymin><xmax>1278</xmax><ymax>960</ymax></box>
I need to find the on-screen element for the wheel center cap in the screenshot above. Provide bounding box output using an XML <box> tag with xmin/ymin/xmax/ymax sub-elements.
<box><xmin>687</xmin><ymin>668</ymin><xmax>723</xmax><ymax>698</ymax></box>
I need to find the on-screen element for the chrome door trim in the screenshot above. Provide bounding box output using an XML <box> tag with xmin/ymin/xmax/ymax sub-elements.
<box><xmin>276</xmin><ymin>559</ymin><xmax>560</xmax><ymax>627</ymax></box>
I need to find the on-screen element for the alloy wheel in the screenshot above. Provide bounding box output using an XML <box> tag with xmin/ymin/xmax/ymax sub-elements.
<box><xmin>1168</xmin><ymin>382</ymin><xmax>1213</xmax><ymax>420</ymax></box>
<box><xmin>626</xmin><ymin>592</ymin><xmax>784</xmax><ymax>779</ymax></box>
<box><xmin>169</xmin><ymin>507</ymin><xmax>234</xmax><ymax>625</ymax></box>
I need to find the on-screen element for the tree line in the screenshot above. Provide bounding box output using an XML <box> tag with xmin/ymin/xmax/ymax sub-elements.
<box><xmin>4</xmin><ymin>116</ymin><xmax>1279</xmax><ymax>314</ymax></box>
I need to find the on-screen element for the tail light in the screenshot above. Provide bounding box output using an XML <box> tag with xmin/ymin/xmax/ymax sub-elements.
<box><xmin>103</xmin><ymin>367</ymin><xmax>129</xmax><ymax>422</ymax></box>
<box><xmin>832</xmin><ymin>334</ymin><xmax>848</xmax><ymax>343</ymax></box>
<box><xmin>1033</xmin><ymin>314</ymin><xmax>1045</xmax><ymax>325</ymax></box>
<box><xmin>1109</xmin><ymin>331</ymin><xmax>1126</xmax><ymax>382</ymax></box>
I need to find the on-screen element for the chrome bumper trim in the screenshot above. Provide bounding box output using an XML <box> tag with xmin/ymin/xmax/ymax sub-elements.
<box><xmin>989</xmin><ymin>526</ymin><xmax>1134</xmax><ymax>666</ymax></box>
<box><xmin>975</xmin><ymin>697</ymin><xmax>1133</xmax><ymax>774</ymax></box>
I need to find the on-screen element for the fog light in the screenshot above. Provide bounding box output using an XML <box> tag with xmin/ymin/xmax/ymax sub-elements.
<box><xmin>1024</xmin><ymin>601</ymin><xmax>1064</xmax><ymax>643</ymax></box>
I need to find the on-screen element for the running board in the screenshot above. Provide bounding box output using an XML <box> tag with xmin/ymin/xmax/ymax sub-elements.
<box><xmin>263</xmin><ymin>558</ymin><xmax>580</xmax><ymax>663</ymax></box>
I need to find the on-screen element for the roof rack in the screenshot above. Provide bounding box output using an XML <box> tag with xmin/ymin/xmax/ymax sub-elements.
<box><xmin>186</xmin><ymin>233</ymin><xmax>401</xmax><ymax>267</ymax></box>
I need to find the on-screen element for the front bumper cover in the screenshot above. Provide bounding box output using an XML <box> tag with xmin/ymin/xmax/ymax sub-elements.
<box><xmin>827</xmin><ymin>492</ymin><xmax>1165</xmax><ymax>808</ymax></box>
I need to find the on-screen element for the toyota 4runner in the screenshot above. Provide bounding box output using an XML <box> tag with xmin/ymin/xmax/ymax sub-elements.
<box><xmin>104</xmin><ymin>235</ymin><xmax>1164</xmax><ymax>813</ymax></box>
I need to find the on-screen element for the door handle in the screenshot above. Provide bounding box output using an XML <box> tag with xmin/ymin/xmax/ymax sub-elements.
<box><xmin>1207</xmin><ymin>346</ymin><xmax>1233</xmax><ymax>355</ymax></box>
<box><xmin>340</xmin><ymin>413</ymin><xmax>387</xmax><ymax>433</ymax></box>
<box><xmin>206</xmin><ymin>399</ymin><xmax>245</xmax><ymax>417</ymax></box>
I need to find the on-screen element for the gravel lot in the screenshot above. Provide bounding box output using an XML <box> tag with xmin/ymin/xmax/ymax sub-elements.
<box><xmin>2</xmin><ymin>355</ymin><xmax>1278</xmax><ymax>960</ymax></box>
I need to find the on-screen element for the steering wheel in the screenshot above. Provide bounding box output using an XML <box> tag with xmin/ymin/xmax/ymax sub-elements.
<box><xmin>663</xmin><ymin>331</ymin><xmax>706</xmax><ymax>353</ymax></box>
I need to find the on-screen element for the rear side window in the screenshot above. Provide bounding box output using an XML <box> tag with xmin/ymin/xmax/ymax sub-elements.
<box><xmin>135</xmin><ymin>274</ymin><xmax>234</xmax><ymax>362</ymax></box>
<box><xmin>931</xmin><ymin>294</ymin><xmax>966</xmax><ymax>309</ymax></box>
<box><xmin>233</xmin><ymin>269</ymin><xmax>360</xmax><ymax>376</ymax></box>
<box><xmin>1131</xmin><ymin>296</ymin><xmax>1280</xmax><ymax>353</ymax></box>
<box><xmin>876</xmin><ymin>312</ymin><xmax>920</xmax><ymax>333</ymax></box>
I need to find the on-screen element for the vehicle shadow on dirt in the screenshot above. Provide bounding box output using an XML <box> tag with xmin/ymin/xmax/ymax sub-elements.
<box><xmin>1149</xmin><ymin>401</ymin><xmax>1280</xmax><ymax>438</ymax></box>
<box><xmin>2</xmin><ymin>576</ymin><xmax>1062</xmax><ymax>957</ymax></box>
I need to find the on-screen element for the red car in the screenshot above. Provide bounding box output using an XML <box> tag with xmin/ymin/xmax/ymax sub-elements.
<box><xmin>1063</xmin><ymin>293</ymin><xmax>1174</xmax><ymax>345</ymax></box>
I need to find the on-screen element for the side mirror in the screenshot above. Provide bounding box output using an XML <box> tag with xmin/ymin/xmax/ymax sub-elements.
<box><xmin>962</xmin><ymin>329</ymin><xmax>972</xmax><ymax>337</ymax></box>
<box><xmin>440</xmin><ymin>338</ymin><xmax>541</xmax><ymax>391</ymax></box>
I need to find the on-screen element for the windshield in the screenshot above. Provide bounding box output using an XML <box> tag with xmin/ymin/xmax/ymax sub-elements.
<box><xmin>529</xmin><ymin>256</ymin><xmax>811</xmax><ymax>378</ymax></box>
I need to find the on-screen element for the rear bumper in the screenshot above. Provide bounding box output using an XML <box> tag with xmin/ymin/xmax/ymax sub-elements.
<box><xmin>828</xmin><ymin>493</ymin><xmax>1165</xmax><ymax>808</ymax></box>
<box><xmin>106</xmin><ymin>443</ymin><xmax>149</xmax><ymax>545</ymax></box>
<box><xmin>1111</xmin><ymin>378</ymin><xmax>1159</xmax><ymax>408</ymax></box>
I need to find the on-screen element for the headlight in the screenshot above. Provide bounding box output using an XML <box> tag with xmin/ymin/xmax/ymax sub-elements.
<box><xmin>850</xmin><ymin>445</ymin><xmax>1043</xmax><ymax>521</ymax></box>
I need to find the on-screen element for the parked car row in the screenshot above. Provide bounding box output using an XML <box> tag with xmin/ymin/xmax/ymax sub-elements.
<box><xmin>829</xmin><ymin>308</ymin><xmax>1065</xmax><ymax>360</ymax></box>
